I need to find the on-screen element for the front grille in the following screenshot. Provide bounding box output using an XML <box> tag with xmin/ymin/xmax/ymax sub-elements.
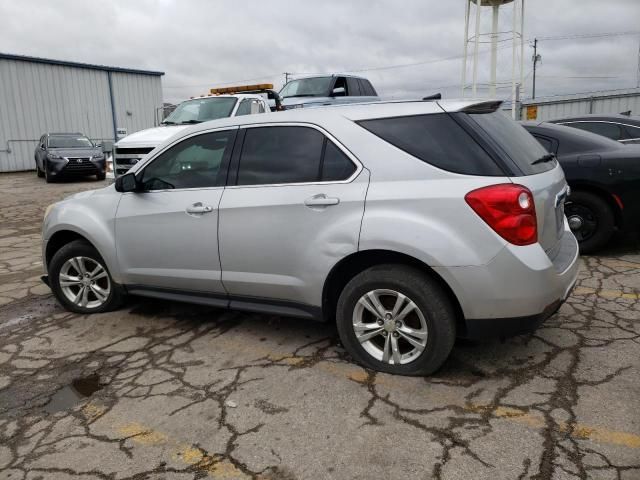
<box><xmin>63</xmin><ymin>157</ymin><xmax>98</xmax><ymax>172</ymax></box>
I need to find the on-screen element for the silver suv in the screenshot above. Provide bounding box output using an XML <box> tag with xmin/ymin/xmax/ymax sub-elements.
<box><xmin>41</xmin><ymin>100</ymin><xmax>579</xmax><ymax>376</ymax></box>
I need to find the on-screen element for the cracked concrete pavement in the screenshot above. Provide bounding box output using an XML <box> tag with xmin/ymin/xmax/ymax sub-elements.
<box><xmin>0</xmin><ymin>172</ymin><xmax>639</xmax><ymax>480</ymax></box>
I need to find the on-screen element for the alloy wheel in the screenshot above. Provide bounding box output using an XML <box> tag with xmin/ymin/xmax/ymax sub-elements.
<box><xmin>352</xmin><ymin>289</ymin><xmax>428</xmax><ymax>365</ymax></box>
<box><xmin>58</xmin><ymin>256</ymin><xmax>111</xmax><ymax>309</ymax></box>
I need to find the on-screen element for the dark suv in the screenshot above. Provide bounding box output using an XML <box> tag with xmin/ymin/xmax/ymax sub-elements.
<box><xmin>279</xmin><ymin>75</ymin><xmax>379</xmax><ymax>110</ymax></box>
<box><xmin>35</xmin><ymin>133</ymin><xmax>106</xmax><ymax>183</ymax></box>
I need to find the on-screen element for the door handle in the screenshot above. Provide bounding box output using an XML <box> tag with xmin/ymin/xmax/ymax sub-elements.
<box><xmin>185</xmin><ymin>202</ymin><xmax>214</xmax><ymax>215</ymax></box>
<box><xmin>304</xmin><ymin>194</ymin><xmax>340</xmax><ymax>207</ymax></box>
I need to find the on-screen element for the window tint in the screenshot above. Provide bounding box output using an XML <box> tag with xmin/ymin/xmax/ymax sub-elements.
<box><xmin>567</xmin><ymin>122</ymin><xmax>623</xmax><ymax>140</ymax></box>
<box><xmin>237</xmin><ymin>127</ymin><xmax>324</xmax><ymax>185</ymax></box>
<box><xmin>624</xmin><ymin>125</ymin><xmax>640</xmax><ymax>139</ymax></box>
<box><xmin>358</xmin><ymin>113</ymin><xmax>504</xmax><ymax>176</ymax></box>
<box><xmin>533</xmin><ymin>135</ymin><xmax>554</xmax><ymax>152</ymax></box>
<box><xmin>142</xmin><ymin>130</ymin><xmax>234</xmax><ymax>190</ymax></box>
<box><xmin>360</xmin><ymin>79</ymin><xmax>377</xmax><ymax>96</ymax></box>
<box><xmin>322</xmin><ymin>141</ymin><xmax>356</xmax><ymax>181</ymax></box>
<box><xmin>235</xmin><ymin>99</ymin><xmax>253</xmax><ymax>116</ymax></box>
<box><xmin>468</xmin><ymin>111</ymin><xmax>555</xmax><ymax>174</ymax></box>
<box><xmin>346</xmin><ymin>77</ymin><xmax>361</xmax><ymax>96</ymax></box>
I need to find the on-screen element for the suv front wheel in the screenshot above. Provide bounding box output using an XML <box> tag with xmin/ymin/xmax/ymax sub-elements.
<box><xmin>49</xmin><ymin>240</ymin><xmax>125</xmax><ymax>314</ymax></box>
<box><xmin>336</xmin><ymin>265</ymin><xmax>456</xmax><ymax>376</ymax></box>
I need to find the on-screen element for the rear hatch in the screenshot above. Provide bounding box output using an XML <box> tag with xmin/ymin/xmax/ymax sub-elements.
<box><xmin>457</xmin><ymin>106</ymin><xmax>568</xmax><ymax>253</ymax></box>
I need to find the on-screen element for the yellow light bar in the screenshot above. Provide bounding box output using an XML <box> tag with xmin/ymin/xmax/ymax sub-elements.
<box><xmin>209</xmin><ymin>83</ymin><xmax>274</xmax><ymax>95</ymax></box>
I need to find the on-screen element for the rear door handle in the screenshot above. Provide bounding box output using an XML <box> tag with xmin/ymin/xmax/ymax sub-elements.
<box><xmin>186</xmin><ymin>202</ymin><xmax>214</xmax><ymax>215</ymax></box>
<box><xmin>304</xmin><ymin>194</ymin><xmax>340</xmax><ymax>207</ymax></box>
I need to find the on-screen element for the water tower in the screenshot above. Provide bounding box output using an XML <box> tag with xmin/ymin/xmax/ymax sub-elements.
<box><xmin>461</xmin><ymin>0</ymin><xmax>525</xmax><ymax>118</ymax></box>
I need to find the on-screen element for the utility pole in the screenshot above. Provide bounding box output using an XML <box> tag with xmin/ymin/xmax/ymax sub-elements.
<box><xmin>532</xmin><ymin>38</ymin><xmax>541</xmax><ymax>99</ymax></box>
<box><xmin>636</xmin><ymin>35</ymin><xmax>640</xmax><ymax>88</ymax></box>
<box><xmin>284</xmin><ymin>72</ymin><xmax>291</xmax><ymax>84</ymax></box>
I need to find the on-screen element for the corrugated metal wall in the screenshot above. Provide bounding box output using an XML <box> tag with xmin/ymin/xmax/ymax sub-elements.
<box><xmin>521</xmin><ymin>88</ymin><xmax>640</xmax><ymax>122</ymax></box>
<box><xmin>0</xmin><ymin>57</ymin><xmax>162</xmax><ymax>172</ymax></box>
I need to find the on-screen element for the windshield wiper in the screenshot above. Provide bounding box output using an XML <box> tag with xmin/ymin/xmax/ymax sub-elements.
<box><xmin>161</xmin><ymin>120</ymin><xmax>176</xmax><ymax>125</ymax></box>
<box><xmin>180</xmin><ymin>120</ymin><xmax>203</xmax><ymax>124</ymax></box>
<box><xmin>531</xmin><ymin>153</ymin><xmax>556</xmax><ymax>165</ymax></box>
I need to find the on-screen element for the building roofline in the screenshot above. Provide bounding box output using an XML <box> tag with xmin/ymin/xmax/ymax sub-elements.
<box><xmin>521</xmin><ymin>87</ymin><xmax>640</xmax><ymax>106</ymax></box>
<box><xmin>0</xmin><ymin>52</ymin><xmax>164</xmax><ymax>76</ymax></box>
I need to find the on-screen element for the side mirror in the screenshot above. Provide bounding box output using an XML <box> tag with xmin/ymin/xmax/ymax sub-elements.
<box><xmin>331</xmin><ymin>86</ymin><xmax>346</xmax><ymax>97</ymax></box>
<box><xmin>115</xmin><ymin>172</ymin><xmax>139</xmax><ymax>192</ymax></box>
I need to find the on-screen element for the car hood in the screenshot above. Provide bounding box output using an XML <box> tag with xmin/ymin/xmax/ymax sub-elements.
<box><xmin>115</xmin><ymin>125</ymin><xmax>189</xmax><ymax>148</ymax></box>
<box><xmin>49</xmin><ymin>148</ymin><xmax>102</xmax><ymax>157</ymax></box>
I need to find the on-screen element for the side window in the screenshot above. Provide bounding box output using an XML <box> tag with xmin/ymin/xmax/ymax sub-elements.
<box><xmin>236</xmin><ymin>126</ymin><xmax>325</xmax><ymax>186</ymax></box>
<box><xmin>362</xmin><ymin>80</ymin><xmax>377</xmax><ymax>96</ymax></box>
<box><xmin>332</xmin><ymin>77</ymin><xmax>348</xmax><ymax>96</ymax></box>
<box><xmin>358</xmin><ymin>114</ymin><xmax>503</xmax><ymax>176</ymax></box>
<box><xmin>624</xmin><ymin>125</ymin><xmax>640</xmax><ymax>140</ymax></box>
<box><xmin>235</xmin><ymin>99</ymin><xmax>253</xmax><ymax>116</ymax></box>
<box><xmin>567</xmin><ymin>122</ymin><xmax>623</xmax><ymax>141</ymax></box>
<box><xmin>256</xmin><ymin>101</ymin><xmax>266</xmax><ymax>113</ymax></box>
<box><xmin>346</xmin><ymin>77</ymin><xmax>361</xmax><ymax>96</ymax></box>
<box><xmin>141</xmin><ymin>130</ymin><xmax>235</xmax><ymax>190</ymax></box>
<box><xmin>322</xmin><ymin>141</ymin><xmax>356</xmax><ymax>181</ymax></box>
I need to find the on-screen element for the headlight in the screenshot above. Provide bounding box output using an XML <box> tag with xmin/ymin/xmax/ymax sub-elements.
<box><xmin>47</xmin><ymin>152</ymin><xmax>62</xmax><ymax>159</ymax></box>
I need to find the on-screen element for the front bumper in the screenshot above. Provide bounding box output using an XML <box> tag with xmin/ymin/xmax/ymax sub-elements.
<box><xmin>46</xmin><ymin>157</ymin><xmax>105</xmax><ymax>177</ymax></box>
<box><xmin>435</xmin><ymin>229</ymin><xmax>580</xmax><ymax>339</ymax></box>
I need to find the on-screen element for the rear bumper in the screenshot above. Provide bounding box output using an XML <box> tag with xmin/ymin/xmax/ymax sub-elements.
<box><xmin>435</xmin><ymin>228</ymin><xmax>580</xmax><ymax>338</ymax></box>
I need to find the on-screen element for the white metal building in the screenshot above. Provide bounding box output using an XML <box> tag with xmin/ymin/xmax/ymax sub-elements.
<box><xmin>520</xmin><ymin>88</ymin><xmax>640</xmax><ymax>122</ymax></box>
<box><xmin>0</xmin><ymin>53</ymin><xmax>164</xmax><ymax>172</ymax></box>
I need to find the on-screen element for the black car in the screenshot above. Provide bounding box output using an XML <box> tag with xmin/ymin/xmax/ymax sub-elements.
<box><xmin>35</xmin><ymin>133</ymin><xmax>106</xmax><ymax>183</ymax></box>
<box><xmin>548</xmin><ymin>114</ymin><xmax>640</xmax><ymax>145</ymax></box>
<box><xmin>522</xmin><ymin>121</ymin><xmax>640</xmax><ymax>253</ymax></box>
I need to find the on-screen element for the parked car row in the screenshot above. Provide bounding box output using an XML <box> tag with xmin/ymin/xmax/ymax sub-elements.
<box><xmin>42</xmin><ymin>98</ymin><xmax>579</xmax><ymax>376</ymax></box>
<box><xmin>523</xmin><ymin>116</ymin><xmax>640</xmax><ymax>253</ymax></box>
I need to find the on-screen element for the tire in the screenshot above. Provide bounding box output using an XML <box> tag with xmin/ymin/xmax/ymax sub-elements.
<box><xmin>336</xmin><ymin>264</ymin><xmax>456</xmax><ymax>376</ymax></box>
<box><xmin>36</xmin><ymin>161</ymin><xmax>44</xmax><ymax>178</ymax></box>
<box><xmin>565</xmin><ymin>191</ymin><xmax>615</xmax><ymax>254</ymax></box>
<box><xmin>44</xmin><ymin>161</ymin><xmax>55</xmax><ymax>183</ymax></box>
<box><xmin>49</xmin><ymin>240</ymin><xmax>125</xmax><ymax>314</ymax></box>
<box><xmin>96</xmin><ymin>172</ymin><xmax>106</xmax><ymax>181</ymax></box>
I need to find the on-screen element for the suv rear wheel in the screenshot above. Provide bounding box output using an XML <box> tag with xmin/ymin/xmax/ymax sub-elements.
<box><xmin>565</xmin><ymin>191</ymin><xmax>615</xmax><ymax>254</ymax></box>
<box><xmin>336</xmin><ymin>265</ymin><xmax>456</xmax><ymax>376</ymax></box>
<box><xmin>49</xmin><ymin>240</ymin><xmax>125</xmax><ymax>314</ymax></box>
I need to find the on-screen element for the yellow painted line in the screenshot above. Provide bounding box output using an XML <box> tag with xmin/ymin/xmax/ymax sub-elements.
<box><xmin>468</xmin><ymin>404</ymin><xmax>640</xmax><ymax>449</ymax></box>
<box><xmin>112</xmin><ymin>421</ymin><xmax>247</xmax><ymax>479</ymax></box>
<box><xmin>572</xmin><ymin>286</ymin><xmax>639</xmax><ymax>300</ymax></box>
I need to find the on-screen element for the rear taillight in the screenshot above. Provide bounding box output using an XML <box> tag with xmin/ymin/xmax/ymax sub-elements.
<box><xmin>465</xmin><ymin>184</ymin><xmax>537</xmax><ymax>246</ymax></box>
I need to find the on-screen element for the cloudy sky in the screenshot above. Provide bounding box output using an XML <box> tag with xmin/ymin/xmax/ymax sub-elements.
<box><xmin>1</xmin><ymin>0</ymin><xmax>639</xmax><ymax>104</ymax></box>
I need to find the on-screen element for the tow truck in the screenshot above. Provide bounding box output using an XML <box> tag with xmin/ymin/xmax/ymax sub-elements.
<box><xmin>108</xmin><ymin>84</ymin><xmax>281</xmax><ymax>178</ymax></box>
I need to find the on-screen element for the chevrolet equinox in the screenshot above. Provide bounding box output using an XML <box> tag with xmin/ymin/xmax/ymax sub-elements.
<box><xmin>41</xmin><ymin>100</ymin><xmax>579</xmax><ymax>376</ymax></box>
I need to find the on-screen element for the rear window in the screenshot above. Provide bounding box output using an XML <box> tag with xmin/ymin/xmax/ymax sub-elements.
<box><xmin>468</xmin><ymin>111</ymin><xmax>555</xmax><ymax>174</ymax></box>
<box><xmin>358</xmin><ymin>113</ymin><xmax>504</xmax><ymax>176</ymax></box>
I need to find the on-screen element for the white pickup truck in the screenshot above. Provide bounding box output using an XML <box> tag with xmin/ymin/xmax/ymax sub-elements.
<box><xmin>109</xmin><ymin>85</ymin><xmax>278</xmax><ymax>178</ymax></box>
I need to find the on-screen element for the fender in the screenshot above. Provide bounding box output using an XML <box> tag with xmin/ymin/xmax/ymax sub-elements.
<box><xmin>42</xmin><ymin>188</ymin><xmax>122</xmax><ymax>282</ymax></box>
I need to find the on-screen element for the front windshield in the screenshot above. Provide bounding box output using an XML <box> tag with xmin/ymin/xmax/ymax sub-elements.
<box><xmin>163</xmin><ymin>97</ymin><xmax>238</xmax><ymax>124</ymax></box>
<box><xmin>48</xmin><ymin>136</ymin><xmax>93</xmax><ymax>148</ymax></box>
<box><xmin>279</xmin><ymin>77</ymin><xmax>332</xmax><ymax>98</ymax></box>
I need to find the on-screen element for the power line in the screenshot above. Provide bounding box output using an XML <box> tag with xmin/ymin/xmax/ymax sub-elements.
<box><xmin>162</xmin><ymin>30</ymin><xmax>640</xmax><ymax>91</ymax></box>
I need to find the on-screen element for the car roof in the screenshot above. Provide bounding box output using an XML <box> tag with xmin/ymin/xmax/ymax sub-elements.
<box><xmin>177</xmin><ymin>99</ymin><xmax>501</xmax><ymax>134</ymax></box>
<box><xmin>287</xmin><ymin>74</ymin><xmax>369</xmax><ymax>81</ymax></box>
<box><xmin>47</xmin><ymin>132</ymin><xmax>85</xmax><ymax>136</ymax></box>
<box><xmin>549</xmin><ymin>114</ymin><xmax>640</xmax><ymax>124</ymax></box>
